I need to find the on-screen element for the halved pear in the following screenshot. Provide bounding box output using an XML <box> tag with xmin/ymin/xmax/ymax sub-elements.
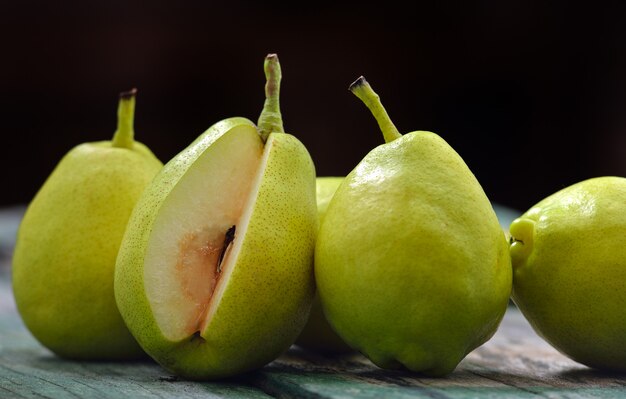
<box><xmin>114</xmin><ymin>55</ymin><xmax>317</xmax><ymax>380</ymax></box>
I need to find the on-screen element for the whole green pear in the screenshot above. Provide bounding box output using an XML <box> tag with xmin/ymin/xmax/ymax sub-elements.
<box><xmin>12</xmin><ymin>90</ymin><xmax>162</xmax><ymax>360</ymax></box>
<box><xmin>315</xmin><ymin>77</ymin><xmax>511</xmax><ymax>376</ymax></box>
<box><xmin>296</xmin><ymin>177</ymin><xmax>353</xmax><ymax>354</ymax></box>
<box><xmin>114</xmin><ymin>55</ymin><xmax>317</xmax><ymax>380</ymax></box>
<box><xmin>510</xmin><ymin>177</ymin><xmax>626</xmax><ymax>371</ymax></box>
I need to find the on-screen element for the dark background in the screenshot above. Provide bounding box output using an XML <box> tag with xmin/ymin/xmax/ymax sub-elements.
<box><xmin>1</xmin><ymin>2</ymin><xmax>625</xmax><ymax>212</ymax></box>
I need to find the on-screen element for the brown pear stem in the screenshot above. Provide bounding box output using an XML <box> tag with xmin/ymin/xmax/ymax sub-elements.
<box><xmin>349</xmin><ymin>77</ymin><xmax>402</xmax><ymax>143</ymax></box>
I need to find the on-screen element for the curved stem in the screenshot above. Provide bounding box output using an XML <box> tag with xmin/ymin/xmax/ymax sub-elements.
<box><xmin>257</xmin><ymin>54</ymin><xmax>284</xmax><ymax>141</ymax></box>
<box><xmin>349</xmin><ymin>76</ymin><xmax>402</xmax><ymax>143</ymax></box>
<box><xmin>112</xmin><ymin>88</ymin><xmax>137</xmax><ymax>148</ymax></box>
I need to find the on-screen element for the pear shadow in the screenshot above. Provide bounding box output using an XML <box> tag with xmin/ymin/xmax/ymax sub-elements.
<box><xmin>286</xmin><ymin>345</ymin><xmax>358</xmax><ymax>362</ymax></box>
<box><xmin>35</xmin><ymin>354</ymin><xmax>155</xmax><ymax>365</ymax></box>
<box><xmin>6</xmin><ymin>350</ymin><xmax>163</xmax><ymax>380</ymax></box>
<box><xmin>270</xmin><ymin>350</ymin><xmax>626</xmax><ymax>392</ymax></box>
<box><xmin>556</xmin><ymin>367</ymin><xmax>626</xmax><ymax>386</ymax></box>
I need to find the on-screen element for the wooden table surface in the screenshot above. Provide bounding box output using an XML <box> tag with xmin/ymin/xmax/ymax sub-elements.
<box><xmin>2</xmin><ymin>208</ymin><xmax>626</xmax><ymax>398</ymax></box>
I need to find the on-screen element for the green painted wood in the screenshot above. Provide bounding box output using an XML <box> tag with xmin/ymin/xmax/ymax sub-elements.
<box><xmin>3</xmin><ymin>207</ymin><xmax>626</xmax><ymax>398</ymax></box>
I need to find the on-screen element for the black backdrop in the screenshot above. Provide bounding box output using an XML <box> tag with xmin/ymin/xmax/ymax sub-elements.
<box><xmin>2</xmin><ymin>2</ymin><xmax>625</xmax><ymax>211</ymax></box>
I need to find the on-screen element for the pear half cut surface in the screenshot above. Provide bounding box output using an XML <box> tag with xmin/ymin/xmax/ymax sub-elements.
<box><xmin>115</xmin><ymin>55</ymin><xmax>317</xmax><ymax>380</ymax></box>
<box><xmin>315</xmin><ymin>77</ymin><xmax>511</xmax><ymax>376</ymax></box>
<box><xmin>12</xmin><ymin>89</ymin><xmax>162</xmax><ymax>360</ymax></box>
<box><xmin>144</xmin><ymin>123</ymin><xmax>263</xmax><ymax>342</ymax></box>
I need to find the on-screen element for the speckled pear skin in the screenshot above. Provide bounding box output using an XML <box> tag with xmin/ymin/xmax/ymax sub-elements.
<box><xmin>315</xmin><ymin>132</ymin><xmax>512</xmax><ymax>376</ymax></box>
<box><xmin>114</xmin><ymin>118</ymin><xmax>317</xmax><ymax>380</ymax></box>
<box><xmin>296</xmin><ymin>177</ymin><xmax>353</xmax><ymax>354</ymax></box>
<box><xmin>510</xmin><ymin>176</ymin><xmax>626</xmax><ymax>371</ymax></box>
<box><xmin>12</xmin><ymin>139</ymin><xmax>162</xmax><ymax>360</ymax></box>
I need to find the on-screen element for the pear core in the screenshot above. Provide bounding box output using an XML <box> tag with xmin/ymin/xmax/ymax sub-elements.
<box><xmin>143</xmin><ymin>125</ymin><xmax>265</xmax><ymax>342</ymax></box>
<box><xmin>174</xmin><ymin>225</ymin><xmax>235</xmax><ymax>334</ymax></box>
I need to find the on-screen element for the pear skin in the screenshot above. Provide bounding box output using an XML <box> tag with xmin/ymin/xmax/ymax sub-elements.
<box><xmin>315</xmin><ymin>77</ymin><xmax>511</xmax><ymax>376</ymax></box>
<box><xmin>12</xmin><ymin>90</ymin><xmax>162</xmax><ymax>360</ymax></box>
<box><xmin>296</xmin><ymin>176</ymin><xmax>353</xmax><ymax>354</ymax></box>
<box><xmin>511</xmin><ymin>177</ymin><xmax>626</xmax><ymax>371</ymax></box>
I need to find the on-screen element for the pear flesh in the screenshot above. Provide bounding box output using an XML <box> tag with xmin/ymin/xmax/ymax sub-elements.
<box><xmin>144</xmin><ymin>124</ymin><xmax>263</xmax><ymax>341</ymax></box>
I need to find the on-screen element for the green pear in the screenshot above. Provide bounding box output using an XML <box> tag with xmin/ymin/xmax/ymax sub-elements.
<box><xmin>12</xmin><ymin>89</ymin><xmax>162</xmax><ymax>360</ymax></box>
<box><xmin>114</xmin><ymin>54</ymin><xmax>317</xmax><ymax>380</ymax></box>
<box><xmin>315</xmin><ymin>77</ymin><xmax>512</xmax><ymax>376</ymax></box>
<box><xmin>510</xmin><ymin>177</ymin><xmax>626</xmax><ymax>371</ymax></box>
<box><xmin>296</xmin><ymin>176</ymin><xmax>353</xmax><ymax>354</ymax></box>
<box><xmin>315</xmin><ymin>177</ymin><xmax>345</xmax><ymax>220</ymax></box>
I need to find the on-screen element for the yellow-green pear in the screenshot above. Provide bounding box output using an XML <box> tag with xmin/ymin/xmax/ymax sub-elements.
<box><xmin>315</xmin><ymin>177</ymin><xmax>345</xmax><ymax>220</ymax></box>
<box><xmin>12</xmin><ymin>89</ymin><xmax>162</xmax><ymax>360</ymax></box>
<box><xmin>510</xmin><ymin>177</ymin><xmax>626</xmax><ymax>371</ymax></box>
<box><xmin>315</xmin><ymin>77</ymin><xmax>512</xmax><ymax>376</ymax></box>
<box><xmin>114</xmin><ymin>54</ymin><xmax>317</xmax><ymax>380</ymax></box>
<box><xmin>296</xmin><ymin>177</ymin><xmax>353</xmax><ymax>354</ymax></box>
